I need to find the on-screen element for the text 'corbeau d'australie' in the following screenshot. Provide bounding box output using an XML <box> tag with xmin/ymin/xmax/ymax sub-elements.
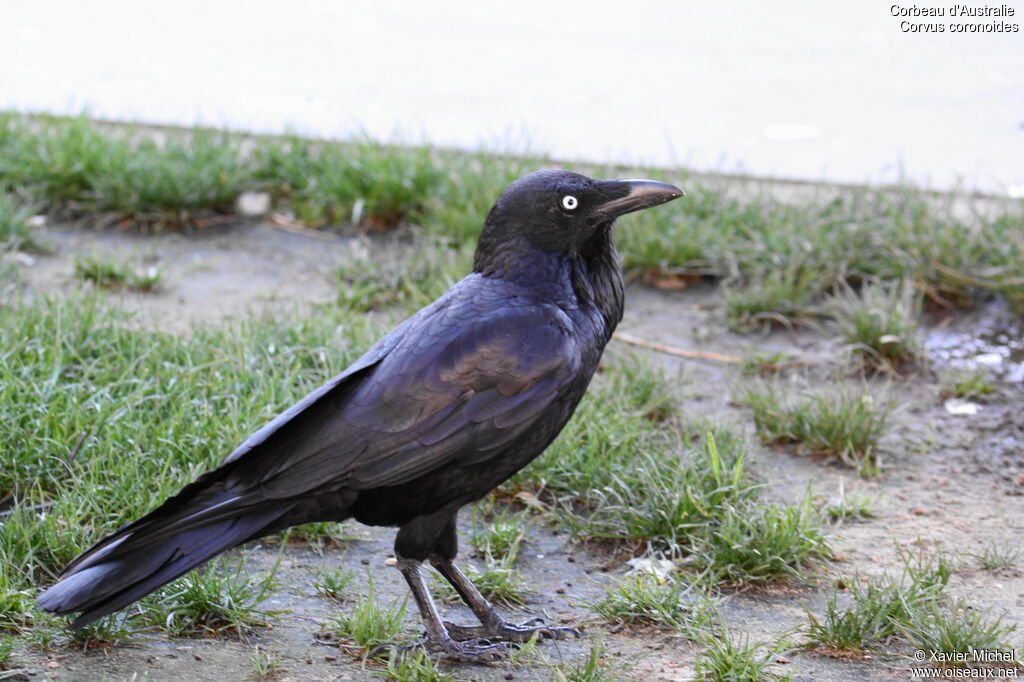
<box><xmin>891</xmin><ymin>4</ymin><xmax>1019</xmax><ymax>32</ymax></box>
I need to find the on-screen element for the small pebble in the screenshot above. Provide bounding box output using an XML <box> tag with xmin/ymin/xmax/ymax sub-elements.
<box><xmin>236</xmin><ymin>191</ymin><xmax>272</xmax><ymax>217</ymax></box>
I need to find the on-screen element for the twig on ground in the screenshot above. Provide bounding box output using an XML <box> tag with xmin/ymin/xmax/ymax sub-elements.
<box><xmin>268</xmin><ymin>213</ymin><xmax>342</xmax><ymax>241</ymax></box>
<box><xmin>612</xmin><ymin>332</ymin><xmax>744</xmax><ymax>364</ymax></box>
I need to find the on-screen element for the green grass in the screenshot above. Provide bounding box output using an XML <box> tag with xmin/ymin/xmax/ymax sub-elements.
<box><xmin>0</xmin><ymin>294</ymin><xmax>379</xmax><ymax>639</ymax></box>
<box><xmin>517</xmin><ymin>402</ymin><xmax>830</xmax><ymax>583</ymax></box>
<box><xmin>724</xmin><ymin>266</ymin><xmax>825</xmax><ymax>331</ymax></box>
<box><xmin>590</xmin><ymin>575</ymin><xmax>717</xmax><ymax>635</ymax></box>
<box><xmin>88</xmin><ymin>129</ymin><xmax>251</xmax><ymax>226</ymax></box>
<box><xmin>0</xmin><ymin>190</ymin><xmax>41</xmax><ymax>251</ymax></box>
<box><xmin>278</xmin><ymin>520</ymin><xmax>356</xmax><ymax>551</ymax></box>
<box><xmin>970</xmin><ymin>544</ymin><xmax>1021</xmax><ymax>572</ymax></box>
<box><xmin>0</xmin><ymin>114</ymin><xmax>250</xmax><ymax>227</ymax></box>
<box><xmin>898</xmin><ymin>598</ymin><xmax>1018</xmax><ymax>666</ymax></box>
<box><xmin>466</xmin><ymin>507</ymin><xmax>528</xmax><ymax>563</ymax></box>
<box><xmin>942</xmin><ymin>370</ymin><xmax>998</xmax><ymax>401</ymax></box>
<box><xmin>0</xmin><ymin>637</ymin><xmax>17</xmax><ymax>671</ymax></box>
<box><xmin>3</xmin><ymin>111</ymin><xmax>1023</xmax><ymax>314</ymax></box>
<box><xmin>324</xmin><ymin>577</ymin><xmax>408</xmax><ymax>651</ymax></box>
<box><xmin>550</xmin><ymin>640</ymin><xmax>628</xmax><ymax>682</ymax></box>
<box><xmin>830</xmin><ymin>279</ymin><xmax>922</xmax><ymax>373</ymax></box>
<box><xmin>691</xmin><ymin>497</ymin><xmax>832</xmax><ymax>584</ymax></box>
<box><xmin>435</xmin><ymin>502</ymin><xmax>533</xmax><ymax>606</ymax></box>
<box><xmin>374</xmin><ymin>648</ymin><xmax>455</xmax><ymax>681</ymax></box>
<box><xmin>311</xmin><ymin>565</ymin><xmax>356</xmax><ymax>603</ymax></box>
<box><xmin>337</xmin><ymin>234</ymin><xmax>473</xmax><ymax>313</ymax></box>
<box><xmin>0</xmin><ymin>113</ymin><xmax>119</xmax><ymax>207</ymax></box>
<box><xmin>820</xmin><ymin>491</ymin><xmax>875</xmax><ymax>524</ymax></box>
<box><xmin>805</xmin><ymin>551</ymin><xmax>953</xmax><ymax>652</ymax></box>
<box><xmin>694</xmin><ymin>627</ymin><xmax>793</xmax><ymax>681</ymax></box>
<box><xmin>745</xmin><ymin>385</ymin><xmax>892</xmax><ymax>475</ymax></box>
<box><xmin>434</xmin><ymin>560</ymin><xmax>529</xmax><ymax>607</ymax></box>
<box><xmin>0</xmin><ymin>560</ymin><xmax>35</xmax><ymax>631</ymax></box>
<box><xmin>139</xmin><ymin>556</ymin><xmax>280</xmax><ymax>636</ymax></box>
<box><xmin>249</xmin><ymin>646</ymin><xmax>286</xmax><ymax>679</ymax></box>
<box><xmin>611</xmin><ymin>353</ymin><xmax>680</xmax><ymax>422</ymax></box>
<box><xmin>74</xmin><ymin>254</ymin><xmax>162</xmax><ymax>291</ymax></box>
<box><xmin>254</xmin><ymin>133</ymin><xmax>443</xmax><ymax>229</ymax></box>
<box><xmin>527</xmin><ymin>427</ymin><xmax>757</xmax><ymax>553</ymax></box>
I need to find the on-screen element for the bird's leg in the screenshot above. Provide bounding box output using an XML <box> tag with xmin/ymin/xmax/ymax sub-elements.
<box><xmin>371</xmin><ymin>557</ymin><xmax>509</xmax><ymax>663</ymax></box>
<box><xmin>399</xmin><ymin>558</ymin><xmax>508</xmax><ymax>661</ymax></box>
<box><xmin>432</xmin><ymin>556</ymin><xmax>580</xmax><ymax>642</ymax></box>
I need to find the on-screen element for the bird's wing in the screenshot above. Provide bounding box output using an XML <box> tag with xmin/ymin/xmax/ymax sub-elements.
<box><xmin>222</xmin><ymin>284</ymin><xmax>581</xmax><ymax>498</ymax></box>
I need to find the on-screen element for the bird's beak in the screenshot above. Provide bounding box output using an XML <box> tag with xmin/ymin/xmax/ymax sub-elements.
<box><xmin>592</xmin><ymin>179</ymin><xmax>685</xmax><ymax>220</ymax></box>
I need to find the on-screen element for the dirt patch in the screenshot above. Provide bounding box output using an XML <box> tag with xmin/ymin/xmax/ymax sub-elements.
<box><xmin>6</xmin><ymin>221</ymin><xmax>1024</xmax><ymax>681</ymax></box>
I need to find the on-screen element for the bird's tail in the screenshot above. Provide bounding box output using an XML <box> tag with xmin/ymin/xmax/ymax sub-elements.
<box><xmin>37</xmin><ymin>470</ymin><xmax>291</xmax><ymax>629</ymax></box>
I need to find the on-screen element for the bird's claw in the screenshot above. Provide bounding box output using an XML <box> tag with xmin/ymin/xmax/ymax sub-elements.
<box><xmin>368</xmin><ymin>635</ymin><xmax>509</xmax><ymax>664</ymax></box>
<box><xmin>443</xmin><ymin>616</ymin><xmax>580</xmax><ymax>643</ymax></box>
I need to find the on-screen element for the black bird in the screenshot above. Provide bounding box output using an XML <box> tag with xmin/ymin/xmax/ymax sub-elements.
<box><xmin>38</xmin><ymin>169</ymin><xmax>683</xmax><ymax>661</ymax></box>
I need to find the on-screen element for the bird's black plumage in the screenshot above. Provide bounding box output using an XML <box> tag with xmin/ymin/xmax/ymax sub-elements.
<box><xmin>38</xmin><ymin>169</ymin><xmax>683</xmax><ymax>660</ymax></box>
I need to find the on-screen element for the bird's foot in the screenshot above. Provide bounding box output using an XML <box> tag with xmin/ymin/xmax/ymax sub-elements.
<box><xmin>369</xmin><ymin>635</ymin><xmax>509</xmax><ymax>664</ymax></box>
<box><xmin>443</xmin><ymin>615</ymin><xmax>580</xmax><ymax>643</ymax></box>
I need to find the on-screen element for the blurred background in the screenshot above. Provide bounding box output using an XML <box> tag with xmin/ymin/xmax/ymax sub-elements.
<box><xmin>3</xmin><ymin>0</ymin><xmax>1021</xmax><ymax>194</ymax></box>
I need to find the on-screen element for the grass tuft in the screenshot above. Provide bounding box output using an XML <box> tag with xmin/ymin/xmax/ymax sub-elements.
<box><xmin>970</xmin><ymin>544</ymin><xmax>1021</xmax><ymax>572</ymax></box>
<box><xmin>374</xmin><ymin>647</ymin><xmax>454</xmax><ymax>681</ymax></box>
<box><xmin>694</xmin><ymin>628</ymin><xmax>793</xmax><ymax>681</ymax></box>
<box><xmin>899</xmin><ymin>598</ymin><xmax>1018</xmax><ymax>666</ymax></box>
<box><xmin>830</xmin><ymin>280</ymin><xmax>922</xmax><ymax>373</ymax></box>
<box><xmin>311</xmin><ymin>565</ymin><xmax>356</xmax><ymax>603</ymax></box>
<box><xmin>255</xmin><ymin>133</ymin><xmax>442</xmax><ymax>229</ymax></box>
<box><xmin>74</xmin><ymin>254</ymin><xmax>162</xmax><ymax>291</ymax></box>
<box><xmin>692</xmin><ymin>497</ymin><xmax>832</xmax><ymax>584</ymax></box>
<box><xmin>249</xmin><ymin>646</ymin><xmax>287</xmax><ymax>679</ymax></box>
<box><xmin>467</xmin><ymin>508</ymin><xmax>528</xmax><ymax>563</ymax></box>
<box><xmin>434</xmin><ymin>560</ymin><xmax>529</xmax><ymax>607</ymax></box>
<box><xmin>746</xmin><ymin>385</ymin><xmax>891</xmax><ymax>475</ymax></box>
<box><xmin>820</xmin><ymin>492</ymin><xmax>875</xmax><ymax>524</ymax></box>
<box><xmin>590</xmin><ymin>575</ymin><xmax>717</xmax><ymax>635</ymax></box>
<box><xmin>724</xmin><ymin>266</ymin><xmax>824</xmax><ymax>332</ymax></box>
<box><xmin>337</xmin><ymin>234</ymin><xmax>473</xmax><ymax>313</ymax></box>
<box><xmin>551</xmin><ymin>640</ymin><xmax>628</xmax><ymax>682</ymax></box>
<box><xmin>140</xmin><ymin>556</ymin><xmax>280</xmax><ymax>636</ymax></box>
<box><xmin>941</xmin><ymin>370</ymin><xmax>998</xmax><ymax>401</ymax></box>
<box><xmin>805</xmin><ymin>550</ymin><xmax>953</xmax><ymax>652</ymax></box>
<box><xmin>325</xmin><ymin>577</ymin><xmax>407</xmax><ymax>651</ymax></box>
<box><xmin>0</xmin><ymin>191</ymin><xmax>42</xmax><ymax>251</ymax></box>
<box><xmin>88</xmin><ymin>129</ymin><xmax>251</xmax><ymax>226</ymax></box>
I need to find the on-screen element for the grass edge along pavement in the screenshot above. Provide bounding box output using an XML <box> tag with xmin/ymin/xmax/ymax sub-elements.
<box><xmin>2</xmin><ymin>110</ymin><xmax>1023</xmax><ymax>315</ymax></box>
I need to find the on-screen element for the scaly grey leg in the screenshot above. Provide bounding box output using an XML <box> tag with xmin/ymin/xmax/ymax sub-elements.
<box><xmin>432</xmin><ymin>556</ymin><xmax>579</xmax><ymax>643</ymax></box>
<box><xmin>370</xmin><ymin>558</ymin><xmax>509</xmax><ymax>662</ymax></box>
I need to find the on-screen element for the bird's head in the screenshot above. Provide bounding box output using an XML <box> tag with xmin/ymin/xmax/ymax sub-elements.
<box><xmin>474</xmin><ymin>169</ymin><xmax>683</xmax><ymax>275</ymax></box>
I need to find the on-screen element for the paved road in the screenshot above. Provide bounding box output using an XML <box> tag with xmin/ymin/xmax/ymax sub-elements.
<box><xmin>3</xmin><ymin>0</ymin><xmax>1021</xmax><ymax>194</ymax></box>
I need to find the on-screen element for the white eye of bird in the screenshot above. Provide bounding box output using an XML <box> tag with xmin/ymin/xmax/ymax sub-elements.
<box><xmin>561</xmin><ymin>195</ymin><xmax>578</xmax><ymax>211</ymax></box>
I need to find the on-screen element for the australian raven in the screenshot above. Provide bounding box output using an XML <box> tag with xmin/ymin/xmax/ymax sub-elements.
<box><xmin>38</xmin><ymin>169</ymin><xmax>683</xmax><ymax>661</ymax></box>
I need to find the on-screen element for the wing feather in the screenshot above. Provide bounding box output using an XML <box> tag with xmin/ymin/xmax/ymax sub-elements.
<box><xmin>222</xmin><ymin>277</ymin><xmax>580</xmax><ymax>499</ymax></box>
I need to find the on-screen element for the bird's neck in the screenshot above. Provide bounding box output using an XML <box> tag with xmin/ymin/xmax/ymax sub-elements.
<box><xmin>570</xmin><ymin>226</ymin><xmax>625</xmax><ymax>342</ymax></box>
<box><xmin>473</xmin><ymin>231</ymin><xmax>624</xmax><ymax>343</ymax></box>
